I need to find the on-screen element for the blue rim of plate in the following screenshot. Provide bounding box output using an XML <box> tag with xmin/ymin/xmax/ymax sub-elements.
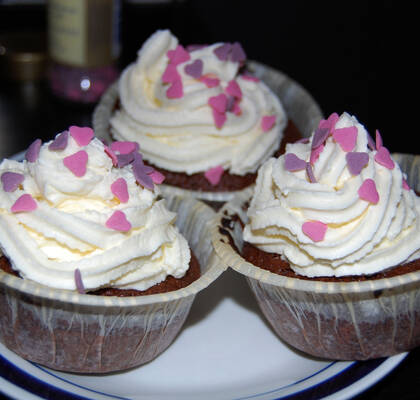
<box><xmin>0</xmin><ymin>348</ymin><xmax>407</xmax><ymax>400</ymax></box>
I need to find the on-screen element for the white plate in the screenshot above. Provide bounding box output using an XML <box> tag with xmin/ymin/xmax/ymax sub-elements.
<box><xmin>0</xmin><ymin>269</ymin><xmax>407</xmax><ymax>400</ymax></box>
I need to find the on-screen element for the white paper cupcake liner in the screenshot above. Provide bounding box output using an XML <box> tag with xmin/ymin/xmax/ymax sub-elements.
<box><xmin>92</xmin><ymin>61</ymin><xmax>323</xmax><ymax>204</ymax></box>
<box><xmin>0</xmin><ymin>196</ymin><xmax>226</xmax><ymax>373</ymax></box>
<box><xmin>211</xmin><ymin>154</ymin><xmax>420</xmax><ymax>360</ymax></box>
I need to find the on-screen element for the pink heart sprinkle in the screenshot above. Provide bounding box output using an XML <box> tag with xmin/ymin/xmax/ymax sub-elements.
<box><xmin>104</xmin><ymin>146</ymin><xmax>118</xmax><ymax>166</ymax></box>
<box><xmin>358</xmin><ymin>179</ymin><xmax>379</xmax><ymax>204</ymax></box>
<box><xmin>69</xmin><ymin>126</ymin><xmax>94</xmax><ymax>147</ymax></box>
<box><xmin>310</xmin><ymin>144</ymin><xmax>324</xmax><ymax>165</ymax></box>
<box><xmin>208</xmin><ymin>93</ymin><xmax>228</xmax><ymax>113</ymax></box>
<box><xmin>63</xmin><ymin>150</ymin><xmax>89</xmax><ymax>177</ymax></box>
<box><xmin>261</xmin><ymin>115</ymin><xmax>276</xmax><ymax>132</ymax></box>
<box><xmin>375</xmin><ymin>129</ymin><xmax>383</xmax><ymax>149</ymax></box>
<box><xmin>111</xmin><ymin>178</ymin><xmax>129</xmax><ymax>203</ymax></box>
<box><xmin>110</xmin><ymin>141</ymin><xmax>139</xmax><ymax>155</ymax></box>
<box><xmin>302</xmin><ymin>221</ymin><xmax>327</xmax><ymax>242</ymax></box>
<box><xmin>25</xmin><ymin>139</ymin><xmax>42</xmax><ymax>163</ymax></box>
<box><xmin>11</xmin><ymin>193</ymin><xmax>37</xmax><ymax>213</ymax></box>
<box><xmin>184</xmin><ymin>59</ymin><xmax>203</xmax><ymax>79</ymax></box>
<box><xmin>241</xmin><ymin>74</ymin><xmax>259</xmax><ymax>82</ymax></box>
<box><xmin>106</xmin><ymin>210</ymin><xmax>131</xmax><ymax>232</ymax></box>
<box><xmin>225</xmin><ymin>80</ymin><xmax>242</xmax><ymax>99</ymax></box>
<box><xmin>318</xmin><ymin>112</ymin><xmax>339</xmax><ymax>132</ymax></box>
<box><xmin>403</xmin><ymin>179</ymin><xmax>410</xmax><ymax>191</ymax></box>
<box><xmin>199</xmin><ymin>75</ymin><xmax>220</xmax><ymax>88</ymax></box>
<box><xmin>204</xmin><ymin>165</ymin><xmax>224</xmax><ymax>186</ymax></box>
<box><xmin>166</xmin><ymin>79</ymin><xmax>184</xmax><ymax>99</ymax></box>
<box><xmin>149</xmin><ymin>170</ymin><xmax>165</xmax><ymax>184</ymax></box>
<box><xmin>374</xmin><ymin>147</ymin><xmax>395</xmax><ymax>170</ymax></box>
<box><xmin>1</xmin><ymin>172</ymin><xmax>24</xmax><ymax>192</ymax></box>
<box><xmin>346</xmin><ymin>152</ymin><xmax>369</xmax><ymax>175</ymax></box>
<box><xmin>285</xmin><ymin>153</ymin><xmax>306</xmax><ymax>172</ymax></box>
<box><xmin>212</xmin><ymin>109</ymin><xmax>227</xmax><ymax>129</ymax></box>
<box><xmin>332</xmin><ymin>126</ymin><xmax>358</xmax><ymax>152</ymax></box>
<box><xmin>167</xmin><ymin>45</ymin><xmax>190</xmax><ymax>66</ymax></box>
<box><xmin>367</xmin><ymin>132</ymin><xmax>376</xmax><ymax>151</ymax></box>
<box><xmin>162</xmin><ymin>64</ymin><xmax>181</xmax><ymax>84</ymax></box>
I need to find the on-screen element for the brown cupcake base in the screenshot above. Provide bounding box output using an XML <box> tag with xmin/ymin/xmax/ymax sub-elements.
<box><xmin>0</xmin><ymin>252</ymin><xmax>200</xmax><ymax>296</ymax></box>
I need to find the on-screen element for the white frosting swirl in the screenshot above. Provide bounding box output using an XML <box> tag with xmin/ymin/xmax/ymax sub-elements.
<box><xmin>244</xmin><ymin>112</ymin><xmax>420</xmax><ymax>277</ymax></box>
<box><xmin>110</xmin><ymin>30</ymin><xmax>287</xmax><ymax>176</ymax></box>
<box><xmin>0</xmin><ymin>133</ymin><xmax>191</xmax><ymax>291</ymax></box>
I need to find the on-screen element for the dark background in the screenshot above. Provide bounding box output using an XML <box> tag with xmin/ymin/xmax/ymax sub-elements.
<box><xmin>0</xmin><ymin>1</ymin><xmax>418</xmax><ymax>399</ymax></box>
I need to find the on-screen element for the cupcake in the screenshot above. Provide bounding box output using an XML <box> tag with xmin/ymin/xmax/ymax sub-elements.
<box><xmin>212</xmin><ymin>112</ymin><xmax>420</xmax><ymax>360</ymax></box>
<box><xmin>0</xmin><ymin>127</ymin><xmax>225</xmax><ymax>372</ymax></box>
<box><xmin>93</xmin><ymin>29</ymin><xmax>322</xmax><ymax>203</ymax></box>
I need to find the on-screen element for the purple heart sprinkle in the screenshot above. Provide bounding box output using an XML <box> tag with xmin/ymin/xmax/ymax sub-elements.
<box><xmin>312</xmin><ymin>127</ymin><xmax>329</xmax><ymax>149</ymax></box>
<box><xmin>346</xmin><ymin>152</ymin><xmax>369</xmax><ymax>175</ymax></box>
<box><xmin>230</xmin><ymin>42</ymin><xmax>246</xmax><ymax>63</ymax></box>
<box><xmin>74</xmin><ymin>268</ymin><xmax>85</xmax><ymax>294</ymax></box>
<box><xmin>25</xmin><ymin>139</ymin><xmax>42</xmax><ymax>163</ymax></box>
<box><xmin>186</xmin><ymin>44</ymin><xmax>208</xmax><ymax>52</ymax></box>
<box><xmin>1</xmin><ymin>172</ymin><xmax>24</xmax><ymax>192</ymax></box>
<box><xmin>184</xmin><ymin>59</ymin><xmax>203</xmax><ymax>79</ymax></box>
<box><xmin>214</xmin><ymin>43</ymin><xmax>232</xmax><ymax>61</ymax></box>
<box><xmin>49</xmin><ymin>131</ymin><xmax>69</xmax><ymax>151</ymax></box>
<box><xmin>132</xmin><ymin>154</ymin><xmax>154</xmax><ymax>190</ymax></box>
<box><xmin>285</xmin><ymin>153</ymin><xmax>307</xmax><ymax>172</ymax></box>
<box><xmin>306</xmin><ymin>162</ymin><xmax>317</xmax><ymax>183</ymax></box>
<box><xmin>117</xmin><ymin>153</ymin><xmax>135</xmax><ymax>168</ymax></box>
<box><xmin>366</xmin><ymin>132</ymin><xmax>376</xmax><ymax>151</ymax></box>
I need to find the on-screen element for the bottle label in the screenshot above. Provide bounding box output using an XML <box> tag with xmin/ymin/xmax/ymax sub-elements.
<box><xmin>48</xmin><ymin>0</ymin><xmax>120</xmax><ymax>68</ymax></box>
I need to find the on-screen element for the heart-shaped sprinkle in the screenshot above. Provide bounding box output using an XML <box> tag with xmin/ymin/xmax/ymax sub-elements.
<box><xmin>332</xmin><ymin>126</ymin><xmax>358</xmax><ymax>152</ymax></box>
<box><xmin>358</xmin><ymin>179</ymin><xmax>379</xmax><ymax>204</ymax></box>
<box><xmin>214</xmin><ymin>43</ymin><xmax>232</xmax><ymax>61</ymax></box>
<box><xmin>184</xmin><ymin>59</ymin><xmax>203</xmax><ymax>79</ymax></box>
<box><xmin>132</xmin><ymin>154</ymin><xmax>154</xmax><ymax>190</ymax></box>
<box><xmin>149</xmin><ymin>170</ymin><xmax>165</xmax><ymax>184</ymax></box>
<box><xmin>25</xmin><ymin>139</ymin><xmax>42</xmax><ymax>163</ymax></box>
<box><xmin>49</xmin><ymin>131</ymin><xmax>69</xmax><ymax>151</ymax></box>
<box><xmin>261</xmin><ymin>115</ymin><xmax>276</xmax><ymax>132</ymax></box>
<box><xmin>375</xmin><ymin>129</ymin><xmax>383</xmax><ymax>149</ymax></box>
<box><xmin>117</xmin><ymin>153</ymin><xmax>135</xmax><ymax>168</ymax></box>
<box><xmin>11</xmin><ymin>193</ymin><xmax>37</xmax><ymax>213</ymax></box>
<box><xmin>74</xmin><ymin>268</ymin><xmax>85</xmax><ymax>294</ymax></box>
<box><xmin>111</xmin><ymin>178</ymin><xmax>129</xmax><ymax>203</ymax></box>
<box><xmin>367</xmin><ymin>132</ymin><xmax>376</xmax><ymax>150</ymax></box>
<box><xmin>302</xmin><ymin>221</ymin><xmax>327</xmax><ymax>242</ymax></box>
<box><xmin>204</xmin><ymin>165</ymin><xmax>224</xmax><ymax>186</ymax></box>
<box><xmin>162</xmin><ymin>64</ymin><xmax>181</xmax><ymax>84</ymax></box>
<box><xmin>106</xmin><ymin>210</ymin><xmax>131</xmax><ymax>232</ymax></box>
<box><xmin>199</xmin><ymin>75</ymin><xmax>220</xmax><ymax>88</ymax></box>
<box><xmin>186</xmin><ymin>44</ymin><xmax>207</xmax><ymax>52</ymax></box>
<box><xmin>346</xmin><ymin>152</ymin><xmax>369</xmax><ymax>175</ymax></box>
<box><xmin>318</xmin><ymin>112</ymin><xmax>339</xmax><ymax>132</ymax></box>
<box><xmin>167</xmin><ymin>45</ymin><xmax>190</xmax><ymax>65</ymax></box>
<box><xmin>285</xmin><ymin>153</ymin><xmax>306</xmax><ymax>171</ymax></box>
<box><xmin>69</xmin><ymin>126</ymin><xmax>94</xmax><ymax>146</ymax></box>
<box><xmin>166</xmin><ymin>79</ymin><xmax>184</xmax><ymax>99</ymax></box>
<box><xmin>104</xmin><ymin>146</ymin><xmax>118</xmax><ymax>166</ymax></box>
<box><xmin>306</xmin><ymin>162</ymin><xmax>317</xmax><ymax>183</ymax></box>
<box><xmin>403</xmin><ymin>179</ymin><xmax>410</xmax><ymax>191</ymax></box>
<box><xmin>312</xmin><ymin>127</ymin><xmax>329</xmax><ymax>149</ymax></box>
<box><xmin>230</xmin><ymin>42</ymin><xmax>246</xmax><ymax>63</ymax></box>
<box><xmin>241</xmin><ymin>74</ymin><xmax>259</xmax><ymax>82</ymax></box>
<box><xmin>212</xmin><ymin>109</ymin><xmax>227</xmax><ymax>129</ymax></box>
<box><xmin>63</xmin><ymin>150</ymin><xmax>88</xmax><ymax>177</ymax></box>
<box><xmin>310</xmin><ymin>144</ymin><xmax>324</xmax><ymax>165</ymax></box>
<box><xmin>226</xmin><ymin>95</ymin><xmax>235</xmax><ymax>112</ymax></box>
<box><xmin>110</xmin><ymin>141</ymin><xmax>139</xmax><ymax>155</ymax></box>
<box><xmin>208</xmin><ymin>93</ymin><xmax>228</xmax><ymax>113</ymax></box>
<box><xmin>375</xmin><ymin>147</ymin><xmax>395</xmax><ymax>170</ymax></box>
<box><xmin>226</xmin><ymin>79</ymin><xmax>242</xmax><ymax>99</ymax></box>
<box><xmin>1</xmin><ymin>172</ymin><xmax>24</xmax><ymax>192</ymax></box>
